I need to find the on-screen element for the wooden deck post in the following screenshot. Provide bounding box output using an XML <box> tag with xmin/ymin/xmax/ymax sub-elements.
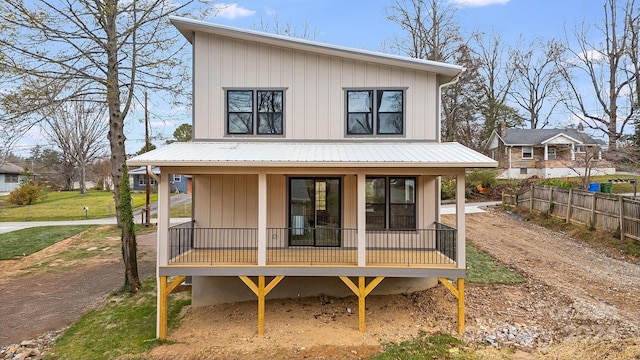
<box><xmin>158</xmin><ymin>276</ymin><xmax>186</xmax><ymax>340</ymax></box>
<box><xmin>339</xmin><ymin>276</ymin><xmax>385</xmax><ymax>333</ymax></box>
<box><xmin>158</xmin><ymin>276</ymin><xmax>167</xmax><ymax>340</ymax></box>
<box><xmin>438</xmin><ymin>278</ymin><xmax>465</xmax><ymax>334</ymax></box>
<box><xmin>457</xmin><ymin>278</ymin><xmax>465</xmax><ymax>334</ymax></box>
<box><xmin>239</xmin><ymin>275</ymin><xmax>285</xmax><ymax>335</ymax></box>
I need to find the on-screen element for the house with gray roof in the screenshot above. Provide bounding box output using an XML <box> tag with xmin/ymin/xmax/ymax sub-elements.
<box><xmin>487</xmin><ymin>125</ymin><xmax>615</xmax><ymax>179</ymax></box>
<box><xmin>0</xmin><ymin>162</ymin><xmax>25</xmax><ymax>193</ymax></box>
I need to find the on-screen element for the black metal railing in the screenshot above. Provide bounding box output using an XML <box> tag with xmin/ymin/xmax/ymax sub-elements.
<box><xmin>167</xmin><ymin>225</ymin><xmax>457</xmax><ymax>267</ymax></box>
<box><xmin>366</xmin><ymin>226</ymin><xmax>457</xmax><ymax>265</ymax></box>
<box><xmin>267</xmin><ymin>228</ymin><xmax>357</xmax><ymax>265</ymax></box>
<box><xmin>435</xmin><ymin>222</ymin><xmax>457</xmax><ymax>261</ymax></box>
<box><xmin>168</xmin><ymin>224</ymin><xmax>258</xmax><ymax>264</ymax></box>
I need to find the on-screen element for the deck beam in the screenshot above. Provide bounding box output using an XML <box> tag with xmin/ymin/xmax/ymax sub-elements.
<box><xmin>239</xmin><ymin>275</ymin><xmax>285</xmax><ymax>335</ymax></box>
<box><xmin>438</xmin><ymin>277</ymin><xmax>465</xmax><ymax>334</ymax></box>
<box><xmin>339</xmin><ymin>276</ymin><xmax>385</xmax><ymax>332</ymax></box>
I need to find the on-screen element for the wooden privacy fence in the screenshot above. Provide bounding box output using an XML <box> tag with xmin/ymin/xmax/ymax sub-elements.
<box><xmin>503</xmin><ymin>185</ymin><xmax>640</xmax><ymax>243</ymax></box>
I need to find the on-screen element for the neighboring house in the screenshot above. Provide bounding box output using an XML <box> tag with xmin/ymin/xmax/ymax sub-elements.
<box><xmin>0</xmin><ymin>162</ymin><xmax>25</xmax><ymax>193</ymax></box>
<box><xmin>127</xmin><ymin>17</ymin><xmax>497</xmax><ymax>339</ymax></box>
<box><xmin>487</xmin><ymin>125</ymin><xmax>615</xmax><ymax>179</ymax></box>
<box><xmin>128</xmin><ymin>166</ymin><xmax>191</xmax><ymax>194</ymax></box>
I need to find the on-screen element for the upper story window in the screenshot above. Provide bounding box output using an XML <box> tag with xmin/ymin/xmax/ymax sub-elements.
<box><xmin>522</xmin><ymin>146</ymin><xmax>533</xmax><ymax>159</ymax></box>
<box><xmin>227</xmin><ymin>89</ymin><xmax>284</xmax><ymax>135</ymax></box>
<box><xmin>346</xmin><ymin>89</ymin><xmax>404</xmax><ymax>135</ymax></box>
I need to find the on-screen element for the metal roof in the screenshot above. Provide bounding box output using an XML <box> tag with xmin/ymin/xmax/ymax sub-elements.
<box><xmin>126</xmin><ymin>141</ymin><xmax>497</xmax><ymax>168</ymax></box>
<box><xmin>169</xmin><ymin>16</ymin><xmax>463</xmax><ymax>82</ymax></box>
<box><xmin>502</xmin><ymin>129</ymin><xmax>604</xmax><ymax>146</ymax></box>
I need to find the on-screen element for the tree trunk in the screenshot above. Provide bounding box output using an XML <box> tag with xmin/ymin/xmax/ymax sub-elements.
<box><xmin>105</xmin><ymin>0</ymin><xmax>140</xmax><ymax>291</ymax></box>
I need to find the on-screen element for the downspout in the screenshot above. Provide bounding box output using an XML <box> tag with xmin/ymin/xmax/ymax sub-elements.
<box><xmin>436</xmin><ymin>70</ymin><xmax>463</xmax><ymax>223</ymax></box>
<box><xmin>146</xmin><ymin>165</ymin><xmax>160</xmax><ymax>183</ymax></box>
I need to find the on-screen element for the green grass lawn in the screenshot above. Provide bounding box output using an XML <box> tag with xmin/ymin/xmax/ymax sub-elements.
<box><xmin>0</xmin><ymin>225</ymin><xmax>94</xmax><ymax>260</ymax></box>
<box><xmin>0</xmin><ymin>190</ymin><xmax>158</xmax><ymax>221</ymax></box>
<box><xmin>465</xmin><ymin>242</ymin><xmax>526</xmax><ymax>284</ymax></box>
<box><xmin>49</xmin><ymin>278</ymin><xmax>190</xmax><ymax>360</ymax></box>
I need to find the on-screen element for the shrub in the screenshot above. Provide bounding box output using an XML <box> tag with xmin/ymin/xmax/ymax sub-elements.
<box><xmin>6</xmin><ymin>168</ymin><xmax>48</xmax><ymax>205</ymax></box>
<box><xmin>441</xmin><ymin>176</ymin><xmax>456</xmax><ymax>200</ymax></box>
<box><xmin>7</xmin><ymin>181</ymin><xmax>47</xmax><ymax>205</ymax></box>
<box><xmin>538</xmin><ymin>178</ymin><xmax>576</xmax><ymax>189</ymax></box>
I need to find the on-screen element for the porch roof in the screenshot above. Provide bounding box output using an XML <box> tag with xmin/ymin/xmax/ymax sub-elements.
<box><xmin>127</xmin><ymin>141</ymin><xmax>497</xmax><ymax>168</ymax></box>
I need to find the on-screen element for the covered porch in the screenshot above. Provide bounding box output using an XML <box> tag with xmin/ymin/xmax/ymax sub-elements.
<box><xmin>126</xmin><ymin>141</ymin><xmax>497</xmax><ymax>339</ymax></box>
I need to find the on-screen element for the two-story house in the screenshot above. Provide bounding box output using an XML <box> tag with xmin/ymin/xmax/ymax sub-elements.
<box><xmin>487</xmin><ymin>125</ymin><xmax>615</xmax><ymax>179</ymax></box>
<box><xmin>127</xmin><ymin>17</ymin><xmax>497</xmax><ymax>340</ymax></box>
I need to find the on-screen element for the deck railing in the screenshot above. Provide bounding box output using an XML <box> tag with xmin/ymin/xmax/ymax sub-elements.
<box><xmin>168</xmin><ymin>223</ymin><xmax>457</xmax><ymax>266</ymax></box>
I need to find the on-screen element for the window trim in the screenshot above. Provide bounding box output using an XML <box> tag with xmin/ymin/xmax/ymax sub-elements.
<box><xmin>345</xmin><ymin>88</ymin><xmax>406</xmax><ymax>136</ymax></box>
<box><xmin>366</xmin><ymin>176</ymin><xmax>417</xmax><ymax>231</ymax></box>
<box><xmin>172</xmin><ymin>174</ymin><xmax>182</xmax><ymax>182</ymax></box>
<box><xmin>225</xmin><ymin>88</ymin><xmax>286</xmax><ymax>136</ymax></box>
<box><xmin>522</xmin><ymin>146</ymin><xmax>533</xmax><ymax>159</ymax></box>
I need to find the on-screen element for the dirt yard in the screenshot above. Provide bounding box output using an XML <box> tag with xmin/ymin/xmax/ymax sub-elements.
<box><xmin>1</xmin><ymin>211</ymin><xmax>640</xmax><ymax>359</ymax></box>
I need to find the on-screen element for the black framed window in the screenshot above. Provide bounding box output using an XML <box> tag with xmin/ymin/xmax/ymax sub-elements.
<box><xmin>366</xmin><ymin>176</ymin><xmax>416</xmax><ymax>230</ymax></box>
<box><xmin>227</xmin><ymin>89</ymin><xmax>283</xmax><ymax>135</ymax></box>
<box><xmin>347</xmin><ymin>89</ymin><xmax>403</xmax><ymax>135</ymax></box>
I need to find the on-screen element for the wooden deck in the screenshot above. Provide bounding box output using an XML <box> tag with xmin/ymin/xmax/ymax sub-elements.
<box><xmin>168</xmin><ymin>248</ymin><xmax>456</xmax><ymax>268</ymax></box>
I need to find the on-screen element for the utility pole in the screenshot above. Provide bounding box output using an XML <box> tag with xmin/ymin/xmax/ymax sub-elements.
<box><xmin>145</xmin><ymin>92</ymin><xmax>150</xmax><ymax>227</ymax></box>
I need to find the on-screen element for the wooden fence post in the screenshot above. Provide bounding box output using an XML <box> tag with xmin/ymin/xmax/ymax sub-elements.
<box><xmin>529</xmin><ymin>185</ymin><xmax>534</xmax><ymax>213</ymax></box>
<box><xmin>566</xmin><ymin>188</ymin><xmax>573</xmax><ymax>223</ymax></box>
<box><xmin>590</xmin><ymin>192</ymin><xmax>597</xmax><ymax>227</ymax></box>
<box><xmin>619</xmin><ymin>196</ymin><xmax>625</xmax><ymax>241</ymax></box>
<box><xmin>549</xmin><ymin>186</ymin><xmax>554</xmax><ymax>213</ymax></box>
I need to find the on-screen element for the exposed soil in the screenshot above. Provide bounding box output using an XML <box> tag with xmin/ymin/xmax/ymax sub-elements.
<box><xmin>2</xmin><ymin>211</ymin><xmax>640</xmax><ymax>359</ymax></box>
<box><xmin>0</xmin><ymin>228</ymin><xmax>157</xmax><ymax>346</ymax></box>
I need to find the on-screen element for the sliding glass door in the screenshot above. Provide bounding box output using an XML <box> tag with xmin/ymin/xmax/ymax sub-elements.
<box><xmin>289</xmin><ymin>178</ymin><xmax>341</xmax><ymax>247</ymax></box>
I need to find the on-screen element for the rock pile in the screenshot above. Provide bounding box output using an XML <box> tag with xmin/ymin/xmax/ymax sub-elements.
<box><xmin>0</xmin><ymin>330</ymin><xmax>63</xmax><ymax>360</ymax></box>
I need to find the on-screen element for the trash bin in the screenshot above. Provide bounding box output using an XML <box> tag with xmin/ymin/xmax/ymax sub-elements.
<box><xmin>600</xmin><ymin>182</ymin><xmax>612</xmax><ymax>194</ymax></box>
<box><xmin>588</xmin><ymin>182</ymin><xmax>600</xmax><ymax>192</ymax></box>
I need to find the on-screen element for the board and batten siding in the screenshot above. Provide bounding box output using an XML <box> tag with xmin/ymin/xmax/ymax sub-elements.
<box><xmin>193</xmin><ymin>33</ymin><xmax>438</xmax><ymax>141</ymax></box>
<box><xmin>192</xmin><ymin>173</ymin><xmax>438</xmax><ymax>231</ymax></box>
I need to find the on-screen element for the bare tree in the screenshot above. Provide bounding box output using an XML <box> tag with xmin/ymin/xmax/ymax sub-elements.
<box><xmin>385</xmin><ymin>0</ymin><xmax>486</xmax><ymax>148</ymax></box>
<box><xmin>0</xmin><ymin>0</ymin><xmax>211</xmax><ymax>291</ymax></box>
<box><xmin>472</xmin><ymin>31</ymin><xmax>523</xmax><ymax>146</ymax></box>
<box><xmin>558</xmin><ymin>0</ymin><xmax>640</xmax><ymax>150</ymax></box>
<box><xmin>256</xmin><ymin>15</ymin><xmax>318</xmax><ymax>40</ymax></box>
<box><xmin>386</xmin><ymin>0</ymin><xmax>462</xmax><ymax>62</ymax></box>
<box><xmin>509</xmin><ymin>38</ymin><xmax>565</xmax><ymax>129</ymax></box>
<box><xmin>43</xmin><ymin>101</ymin><xmax>108</xmax><ymax>194</ymax></box>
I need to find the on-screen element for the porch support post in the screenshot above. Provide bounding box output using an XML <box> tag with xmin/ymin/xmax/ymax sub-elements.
<box><xmin>357</xmin><ymin>173</ymin><xmax>366</xmax><ymax>267</ymax></box>
<box><xmin>544</xmin><ymin>144</ymin><xmax>548</xmax><ymax>160</ymax></box>
<box><xmin>339</xmin><ymin>276</ymin><xmax>385</xmax><ymax>333</ymax></box>
<box><xmin>156</xmin><ymin>169</ymin><xmax>171</xmax><ymax>339</ymax></box>
<box><xmin>158</xmin><ymin>276</ymin><xmax>167</xmax><ymax>340</ymax></box>
<box><xmin>258</xmin><ymin>173</ymin><xmax>267</xmax><ymax>266</ymax></box>
<box><xmin>571</xmin><ymin>144</ymin><xmax>575</xmax><ymax>161</ymax></box>
<box><xmin>438</xmin><ymin>278</ymin><xmax>465</xmax><ymax>334</ymax></box>
<box><xmin>239</xmin><ymin>275</ymin><xmax>285</xmax><ymax>335</ymax></box>
<box><xmin>455</xmin><ymin>173</ymin><xmax>466</xmax><ymax>269</ymax></box>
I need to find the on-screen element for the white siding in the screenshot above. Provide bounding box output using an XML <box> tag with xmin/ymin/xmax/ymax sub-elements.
<box><xmin>192</xmin><ymin>34</ymin><xmax>439</xmax><ymax>141</ymax></box>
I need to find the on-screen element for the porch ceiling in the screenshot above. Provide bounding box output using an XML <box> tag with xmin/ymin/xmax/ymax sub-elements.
<box><xmin>127</xmin><ymin>141</ymin><xmax>497</xmax><ymax>169</ymax></box>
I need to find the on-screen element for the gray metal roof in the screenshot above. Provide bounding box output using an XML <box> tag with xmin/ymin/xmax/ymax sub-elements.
<box><xmin>169</xmin><ymin>16</ymin><xmax>463</xmax><ymax>82</ymax></box>
<box><xmin>126</xmin><ymin>141</ymin><xmax>497</xmax><ymax>168</ymax></box>
<box><xmin>502</xmin><ymin>129</ymin><xmax>604</xmax><ymax>146</ymax></box>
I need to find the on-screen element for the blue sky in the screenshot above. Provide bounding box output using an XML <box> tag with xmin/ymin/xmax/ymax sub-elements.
<box><xmin>208</xmin><ymin>0</ymin><xmax>602</xmax><ymax>52</ymax></box>
<box><xmin>14</xmin><ymin>0</ymin><xmax>612</xmax><ymax>156</ymax></box>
